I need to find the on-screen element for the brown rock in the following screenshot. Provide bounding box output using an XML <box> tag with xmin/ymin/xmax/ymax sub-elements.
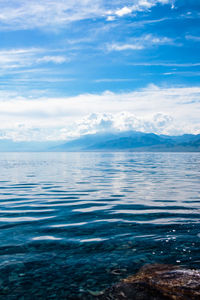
<box><xmin>97</xmin><ymin>264</ymin><xmax>200</xmax><ymax>300</ymax></box>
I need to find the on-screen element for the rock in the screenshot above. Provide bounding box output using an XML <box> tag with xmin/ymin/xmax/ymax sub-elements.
<box><xmin>96</xmin><ymin>264</ymin><xmax>200</xmax><ymax>300</ymax></box>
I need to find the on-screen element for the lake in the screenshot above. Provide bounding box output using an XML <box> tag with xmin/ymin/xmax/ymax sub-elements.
<box><xmin>0</xmin><ymin>152</ymin><xmax>199</xmax><ymax>299</ymax></box>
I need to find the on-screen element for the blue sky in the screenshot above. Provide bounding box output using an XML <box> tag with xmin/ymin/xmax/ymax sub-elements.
<box><xmin>0</xmin><ymin>0</ymin><xmax>200</xmax><ymax>141</ymax></box>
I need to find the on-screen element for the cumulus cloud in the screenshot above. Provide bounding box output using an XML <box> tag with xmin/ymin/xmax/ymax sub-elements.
<box><xmin>70</xmin><ymin>112</ymin><xmax>175</xmax><ymax>137</ymax></box>
<box><xmin>109</xmin><ymin>0</ymin><xmax>172</xmax><ymax>19</ymax></box>
<box><xmin>115</xmin><ymin>6</ymin><xmax>134</xmax><ymax>17</ymax></box>
<box><xmin>0</xmin><ymin>84</ymin><xmax>200</xmax><ymax>141</ymax></box>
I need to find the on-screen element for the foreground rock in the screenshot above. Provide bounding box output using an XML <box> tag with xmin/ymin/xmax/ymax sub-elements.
<box><xmin>96</xmin><ymin>264</ymin><xmax>200</xmax><ymax>300</ymax></box>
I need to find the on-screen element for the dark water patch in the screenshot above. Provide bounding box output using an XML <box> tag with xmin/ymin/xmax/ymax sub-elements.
<box><xmin>110</xmin><ymin>194</ymin><xmax>125</xmax><ymax>197</ymax></box>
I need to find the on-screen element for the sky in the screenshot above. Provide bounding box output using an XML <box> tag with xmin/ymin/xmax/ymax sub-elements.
<box><xmin>0</xmin><ymin>0</ymin><xmax>200</xmax><ymax>141</ymax></box>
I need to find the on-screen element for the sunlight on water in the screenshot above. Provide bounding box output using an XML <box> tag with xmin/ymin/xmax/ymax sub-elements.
<box><xmin>0</xmin><ymin>152</ymin><xmax>200</xmax><ymax>299</ymax></box>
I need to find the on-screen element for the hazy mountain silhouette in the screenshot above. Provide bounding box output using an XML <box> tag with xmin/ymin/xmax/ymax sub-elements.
<box><xmin>52</xmin><ymin>131</ymin><xmax>200</xmax><ymax>152</ymax></box>
<box><xmin>1</xmin><ymin>132</ymin><xmax>200</xmax><ymax>152</ymax></box>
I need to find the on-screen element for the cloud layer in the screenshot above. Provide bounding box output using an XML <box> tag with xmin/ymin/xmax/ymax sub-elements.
<box><xmin>0</xmin><ymin>0</ymin><xmax>172</xmax><ymax>30</ymax></box>
<box><xmin>0</xmin><ymin>84</ymin><xmax>200</xmax><ymax>141</ymax></box>
<box><xmin>0</xmin><ymin>1</ymin><xmax>199</xmax><ymax>143</ymax></box>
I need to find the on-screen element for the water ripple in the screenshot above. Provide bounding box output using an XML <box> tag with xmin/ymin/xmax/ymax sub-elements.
<box><xmin>0</xmin><ymin>152</ymin><xmax>199</xmax><ymax>299</ymax></box>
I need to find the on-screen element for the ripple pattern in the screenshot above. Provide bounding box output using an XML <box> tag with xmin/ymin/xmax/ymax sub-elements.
<box><xmin>0</xmin><ymin>152</ymin><xmax>200</xmax><ymax>299</ymax></box>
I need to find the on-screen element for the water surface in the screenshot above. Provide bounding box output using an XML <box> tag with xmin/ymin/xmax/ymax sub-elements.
<box><xmin>0</xmin><ymin>152</ymin><xmax>200</xmax><ymax>299</ymax></box>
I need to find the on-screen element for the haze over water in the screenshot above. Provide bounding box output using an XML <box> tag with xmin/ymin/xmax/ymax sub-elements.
<box><xmin>0</xmin><ymin>152</ymin><xmax>199</xmax><ymax>299</ymax></box>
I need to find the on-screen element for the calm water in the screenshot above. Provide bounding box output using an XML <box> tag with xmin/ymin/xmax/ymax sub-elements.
<box><xmin>0</xmin><ymin>152</ymin><xmax>200</xmax><ymax>299</ymax></box>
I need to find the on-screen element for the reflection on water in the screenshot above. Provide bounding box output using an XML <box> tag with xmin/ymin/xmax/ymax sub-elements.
<box><xmin>0</xmin><ymin>152</ymin><xmax>200</xmax><ymax>299</ymax></box>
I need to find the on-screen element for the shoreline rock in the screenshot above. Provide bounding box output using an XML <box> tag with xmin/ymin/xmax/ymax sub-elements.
<box><xmin>96</xmin><ymin>264</ymin><xmax>200</xmax><ymax>300</ymax></box>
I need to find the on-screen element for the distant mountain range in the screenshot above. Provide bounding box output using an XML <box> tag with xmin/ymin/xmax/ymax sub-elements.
<box><xmin>1</xmin><ymin>131</ymin><xmax>200</xmax><ymax>152</ymax></box>
<box><xmin>51</xmin><ymin>131</ymin><xmax>200</xmax><ymax>152</ymax></box>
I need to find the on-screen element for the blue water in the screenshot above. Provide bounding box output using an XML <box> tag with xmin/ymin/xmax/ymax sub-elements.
<box><xmin>0</xmin><ymin>152</ymin><xmax>199</xmax><ymax>299</ymax></box>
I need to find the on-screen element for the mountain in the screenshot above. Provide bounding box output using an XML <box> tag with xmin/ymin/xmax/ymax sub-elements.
<box><xmin>52</xmin><ymin>131</ymin><xmax>200</xmax><ymax>152</ymax></box>
<box><xmin>1</xmin><ymin>132</ymin><xmax>200</xmax><ymax>152</ymax></box>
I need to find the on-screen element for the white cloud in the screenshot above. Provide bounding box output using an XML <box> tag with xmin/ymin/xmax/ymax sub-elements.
<box><xmin>163</xmin><ymin>71</ymin><xmax>200</xmax><ymax>76</ymax></box>
<box><xmin>108</xmin><ymin>44</ymin><xmax>144</xmax><ymax>51</ymax></box>
<box><xmin>130</xmin><ymin>62</ymin><xmax>200</xmax><ymax>67</ymax></box>
<box><xmin>185</xmin><ymin>35</ymin><xmax>200</xmax><ymax>42</ymax></box>
<box><xmin>106</xmin><ymin>16</ymin><xmax>116</xmax><ymax>21</ymax></box>
<box><xmin>0</xmin><ymin>84</ymin><xmax>200</xmax><ymax>141</ymax></box>
<box><xmin>0</xmin><ymin>48</ymin><xmax>39</xmax><ymax>69</ymax></box>
<box><xmin>70</xmin><ymin>112</ymin><xmax>175</xmax><ymax>137</ymax></box>
<box><xmin>115</xmin><ymin>6</ymin><xmax>134</xmax><ymax>17</ymax></box>
<box><xmin>108</xmin><ymin>34</ymin><xmax>174</xmax><ymax>51</ymax></box>
<box><xmin>0</xmin><ymin>0</ymin><xmax>103</xmax><ymax>30</ymax></box>
<box><xmin>36</xmin><ymin>56</ymin><xmax>68</xmax><ymax>64</ymax></box>
<box><xmin>110</xmin><ymin>0</ymin><xmax>172</xmax><ymax>18</ymax></box>
<box><xmin>0</xmin><ymin>0</ymin><xmax>173</xmax><ymax>30</ymax></box>
<box><xmin>0</xmin><ymin>48</ymin><xmax>69</xmax><ymax>70</ymax></box>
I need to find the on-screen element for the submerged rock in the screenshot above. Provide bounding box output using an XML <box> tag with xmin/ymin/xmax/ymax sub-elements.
<box><xmin>97</xmin><ymin>264</ymin><xmax>200</xmax><ymax>300</ymax></box>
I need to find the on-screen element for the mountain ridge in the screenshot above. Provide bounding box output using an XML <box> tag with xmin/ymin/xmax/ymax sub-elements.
<box><xmin>1</xmin><ymin>131</ymin><xmax>200</xmax><ymax>152</ymax></box>
<box><xmin>51</xmin><ymin>131</ymin><xmax>200</xmax><ymax>152</ymax></box>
